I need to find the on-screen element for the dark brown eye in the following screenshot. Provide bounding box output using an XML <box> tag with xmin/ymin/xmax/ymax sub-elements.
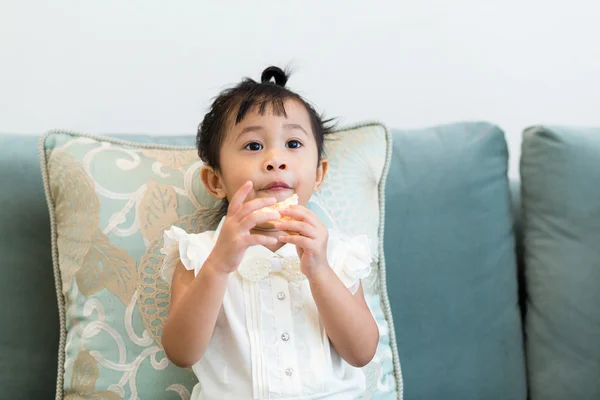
<box><xmin>244</xmin><ymin>142</ymin><xmax>263</xmax><ymax>151</ymax></box>
<box><xmin>286</xmin><ymin>140</ymin><xmax>302</xmax><ymax>149</ymax></box>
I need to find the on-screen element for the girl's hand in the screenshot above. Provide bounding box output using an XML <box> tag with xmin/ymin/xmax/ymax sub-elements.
<box><xmin>207</xmin><ymin>181</ymin><xmax>280</xmax><ymax>275</ymax></box>
<box><xmin>275</xmin><ymin>206</ymin><xmax>329</xmax><ymax>279</ymax></box>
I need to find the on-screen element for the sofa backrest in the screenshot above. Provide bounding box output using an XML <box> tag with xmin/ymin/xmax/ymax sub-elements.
<box><xmin>0</xmin><ymin>129</ymin><xmax>528</xmax><ymax>400</ymax></box>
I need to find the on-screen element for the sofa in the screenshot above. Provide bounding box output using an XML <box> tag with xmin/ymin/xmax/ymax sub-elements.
<box><xmin>0</xmin><ymin>122</ymin><xmax>598</xmax><ymax>400</ymax></box>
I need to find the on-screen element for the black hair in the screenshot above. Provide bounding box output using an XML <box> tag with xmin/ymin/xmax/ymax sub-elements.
<box><xmin>196</xmin><ymin>66</ymin><xmax>335</xmax><ymax>171</ymax></box>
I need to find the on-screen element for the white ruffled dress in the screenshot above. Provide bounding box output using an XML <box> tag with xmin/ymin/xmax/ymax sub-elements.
<box><xmin>160</xmin><ymin>217</ymin><xmax>372</xmax><ymax>400</ymax></box>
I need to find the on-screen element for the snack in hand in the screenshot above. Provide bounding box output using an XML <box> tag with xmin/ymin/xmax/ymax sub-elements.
<box><xmin>260</xmin><ymin>194</ymin><xmax>298</xmax><ymax>230</ymax></box>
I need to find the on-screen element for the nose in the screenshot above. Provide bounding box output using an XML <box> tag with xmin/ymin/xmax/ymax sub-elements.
<box><xmin>263</xmin><ymin>151</ymin><xmax>287</xmax><ymax>172</ymax></box>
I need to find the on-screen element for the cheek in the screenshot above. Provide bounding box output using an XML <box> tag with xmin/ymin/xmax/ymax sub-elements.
<box><xmin>296</xmin><ymin>169</ymin><xmax>321</xmax><ymax>197</ymax></box>
<box><xmin>218</xmin><ymin>172</ymin><xmax>244</xmax><ymax>196</ymax></box>
<box><xmin>295</xmin><ymin>153</ymin><xmax>320</xmax><ymax>178</ymax></box>
<box><xmin>219</xmin><ymin>168</ymin><xmax>260</xmax><ymax>201</ymax></box>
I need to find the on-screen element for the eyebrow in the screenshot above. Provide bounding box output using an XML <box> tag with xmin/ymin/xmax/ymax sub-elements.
<box><xmin>237</xmin><ymin>123</ymin><xmax>309</xmax><ymax>139</ymax></box>
<box><xmin>238</xmin><ymin>125</ymin><xmax>264</xmax><ymax>137</ymax></box>
<box><xmin>283</xmin><ymin>123</ymin><xmax>308</xmax><ymax>136</ymax></box>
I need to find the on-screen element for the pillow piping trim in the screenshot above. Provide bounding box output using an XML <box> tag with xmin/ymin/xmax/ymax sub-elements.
<box><xmin>38</xmin><ymin>123</ymin><xmax>403</xmax><ymax>399</ymax></box>
<box><xmin>376</xmin><ymin>124</ymin><xmax>404</xmax><ymax>400</ymax></box>
<box><xmin>38</xmin><ymin>132</ymin><xmax>66</xmax><ymax>400</ymax></box>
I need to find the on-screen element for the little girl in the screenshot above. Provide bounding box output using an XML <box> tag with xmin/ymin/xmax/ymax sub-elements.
<box><xmin>160</xmin><ymin>66</ymin><xmax>379</xmax><ymax>399</ymax></box>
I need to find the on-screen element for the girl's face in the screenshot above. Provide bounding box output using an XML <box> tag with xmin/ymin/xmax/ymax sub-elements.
<box><xmin>203</xmin><ymin>99</ymin><xmax>328</xmax><ymax>208</ymax></box>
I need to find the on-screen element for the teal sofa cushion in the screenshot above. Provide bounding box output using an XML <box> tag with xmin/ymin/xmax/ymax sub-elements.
<box><xmin>521</xmin><ymin>126</ymin><xmax>600</xmax><ymax>400</ymax></box>
<box><xmin>384</xmin><ymin>122</ymin><xmax>527</xmax><ymax>399</ymax></box>
<box><xmin>0</xmin><ymin>134</ymin><xmax>59</xmax><ymax>399</ymax></box>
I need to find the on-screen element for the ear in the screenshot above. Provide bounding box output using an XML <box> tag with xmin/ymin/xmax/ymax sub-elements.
<box><xmin>314</xmin><ymin>159</ymin><xmax>328</xmax><ymax>192</ymax></box>
<box><xmin>201</xmin><ymin>166</ymin><xmax>227</xmax><ymax>199</ymax></box>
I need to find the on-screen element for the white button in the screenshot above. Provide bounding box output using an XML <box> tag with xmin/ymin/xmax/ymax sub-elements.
<box><xmin>281</xmin><ymin>333</ymin><xmax>290</xmax><ymax>341</ymax></box>
<box><xmin>277</xmin><ymin>292</ymin><xmax>285</xmax><ymax>300</ymax></box>
<box><xmin>285</xmin><ymin>368</ymin><xmax>294</xmax><ymax>376</ymax></box>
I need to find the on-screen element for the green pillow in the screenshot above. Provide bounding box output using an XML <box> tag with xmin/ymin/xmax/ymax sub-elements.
<box><xmin>40</xmin><ymin>125</ymin><xmax>402</xmax><ymax>399</ymax></box>
<box><xmin>521</xmin><ymin>125</ymin><xmax>600</xmax><ymax>400</ymax></box>
<box><xmin>385</xmin><ymin>122</ymin><xmax>527</xmax><ymax>399</ymax></box>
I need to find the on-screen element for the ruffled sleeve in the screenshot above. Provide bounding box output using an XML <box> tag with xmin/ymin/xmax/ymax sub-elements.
<box><xmin>159</xmin><ymin>225</ymin><xmax>214</xmax><ymax>284</ymax></box>
<box><xmin>327</xmin><ymin>233</ymin><xmax>373</xmax><ymax>294</ymax></box>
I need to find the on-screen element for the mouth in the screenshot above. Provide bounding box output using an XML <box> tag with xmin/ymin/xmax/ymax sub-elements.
<box><xmin>261</xmin><ymin>181</ymin><xmax>292</xmax><ymax>191</ymax></box>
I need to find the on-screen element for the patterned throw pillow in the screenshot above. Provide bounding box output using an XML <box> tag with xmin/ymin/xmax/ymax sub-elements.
<box><xmin>39</xmin><ymin>123</ymin><xmax>403</xmax><ymax>400</ymax></box>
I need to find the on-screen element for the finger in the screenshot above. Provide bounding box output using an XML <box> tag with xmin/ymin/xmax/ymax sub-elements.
<box><xmin>237</xmin><ymin>196</ymin><xmax>278</xmax><ymax>219</ymax></box>
<box><xmin>278</xmin><ymin>234</ymin><xmax>313</xmax><ymax>249</ymax></box>
<box><xmin>239</xmin><ymin>208</ymin><xmax>281</xmax><ymax>230</ymax></box>
<box><xmin>273</xmin><ymin>220</ymin><xmax>317</xmax><ymax>238</ymax></box>
<box><xmin>243</xmin><ymin>234</ymin><xmax>278</xmax><ymax>247</ymax></box>
<box><xmin>227</xmin><ymin>181</ymin><xmax>253</xmax><ymax>216</ymax></box>
<box><xmin>279</xmin><ymin>206</ymin><xmax>322</xmax><ymax>227</ymax></box>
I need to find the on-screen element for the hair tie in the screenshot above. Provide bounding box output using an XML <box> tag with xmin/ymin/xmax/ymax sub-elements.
<box><xmin>261</xmin><ymin>66</ymin><xmax>288</xmax><ymax>87</ymax></box>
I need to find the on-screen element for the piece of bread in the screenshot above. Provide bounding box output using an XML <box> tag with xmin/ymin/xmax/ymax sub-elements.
<box><xmin>261</xmin><ymin>194</ymin><xmax>298</xmax><ymax>230</ymax></box>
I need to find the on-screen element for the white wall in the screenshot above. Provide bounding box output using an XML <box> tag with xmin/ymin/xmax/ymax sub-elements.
<box><xmin>2</xmin><ymin>0</ymin><xmax>599</xmax><ymax>176</ymax></box>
